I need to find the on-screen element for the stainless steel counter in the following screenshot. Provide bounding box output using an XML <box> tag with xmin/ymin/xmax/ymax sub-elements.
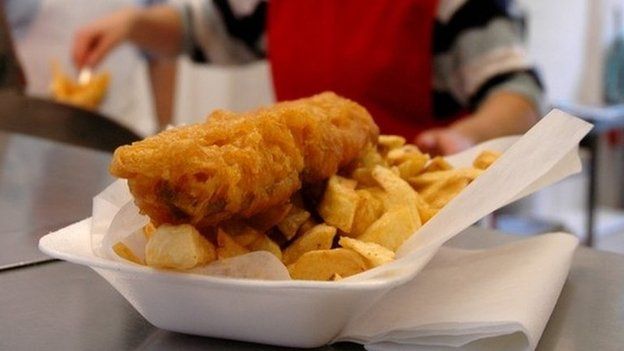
<box><xmin>1</xmin><ymin>131</ymin><xmax>623</xmax><ymax>350</ymax></box>
<box><xmin>0</xmin><ymin>131</ymin><xmax>113</xmax><ymax>269</ymax></box>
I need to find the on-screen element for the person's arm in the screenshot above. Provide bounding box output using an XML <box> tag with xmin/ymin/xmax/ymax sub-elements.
<box><xmin>72</xmin><ymin>1</ymin><xmax>268</xmax><ymax>69</ymax></box>
<box><xmin>451</xmin><ymin>91</ymin><xmax>538</xmax><ymax>142</ymax></box>
<box><xmin>73</xmin><ymin>5</ymin><xmax>183</xmax><ymax>68</ymax></box>
<box><xmin>417</xmin><ymin>0</ymin><xmax>544</xmax><ymax>155</ymax></box>
<box><xmin>417</xmin><ymin>92</ymin><xmax>538</xmax><ymax>155</ymax></box>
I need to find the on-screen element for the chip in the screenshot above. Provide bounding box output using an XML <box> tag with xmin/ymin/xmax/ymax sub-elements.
<box><xmin>423</xmin><ymin>156</ymin><xmax>452</xmax><ymax>172</ymax></box>
<box><xmin>219</xmin><ymin>221</ymin><xmax>264</xmax><ymax>247</ymax></box>
<box><xmin>347</xmin><ymin>166</ymin><xmax>422</xmax><ymax>251</ymax></box>
<box><xmin>420</xmin><ymin>174</ymin><xmax>470</xmax><ymax>209</ymax></box>
<box><xmin>358</xmin><ymin>207</ymin><xmax>418</xmax><ymax>251</ymax></box>
<box><xmin>296</xmin><ymin>218</ymin><xmax>318</xmax><ymax>239</ymax></box>
<box><xmin>216</xmin><ymin>228</ymin><xmax>250</xmax><ymax>260</ymax></box>
<box><xmin>408</xmin><ymin>168</ymin><xmax>482</xmax><ymax>191</ymax></box>
<box><xmin>282</xmin><ymin>224</ymin><xmax>336</xmax><ymax>265</ymax></box>
<box><xmin>145</xmin><ymin>224</ymin><xmax>216</xmax><ymax>269</ymax></box>
<box><xmin>277</xmin><ymin>205</ymin><xmax>311</xmax><ymax>240</ymax></box>
<box><xmin>248</xmin><ymin>203</ymin><xmax>293</xmax><ymax>231</ymax></box>
<box><xmin>385</xmin><ymin>144</ymin><xmax>425</xmax><ymax>164</ymax></box>
<box><xmin>331</xmin><ymin>273</ymin><xmax>344</xmax><ymax>281</ymax></box>
<box><xmin>417</xmin><ymin>203</ymin><xmax>439</xmax><ymax>224</ymax></box>
<box><xmin>350</xmin><ymin>145</ymin><xmax>386</xmax><ymax>186</ymax></box>
<box><xmin>357</xmin><ymin>144</ymin><xmax>386</xmax><ymax>169</ymax></box>
<box><xmin>248</xmin><ymin>235</ymin><xmax>283</xmax><ymax>260</ymax></box>
<box><xmin>339</xmin><ymin>236</ymin><xmax>395</xmax><ymax>267</ymax></box>
<box><xmin>349</xmin><ymin>188</ymin><xmax>385</xmax><ymax>237</ymax></box>
<box><xmin>378</xmin><ymin>135</ymin><xmax>406</xmax><ymax>152</ymax></box>
<box><xmin>287</xmin><ymin>248</ymin><xmax>368</xmax><ymax>280</ymax></box>
<box><xmin>143</xmin><ymin>222</ymin><xmax>156</xmax><ymax>239</ymax></box>
<box><xmin>473</xmin><ymin>150</ymin><xmax>501</xmax><ymax>170</ymax></box>
<box><xmin>396</xmin><ymin>155</ymin><xmax>429</xmax><ymax>179</ymax></box>
<box><xmin>113</xmin><ymin>242</ymin><xmax>144</xmax><ymax>265</ymax></box>
<box><xmin>371</xmin><ymin>166</ymin><xmax>421</xmax><ymax>226</ymax></box>
<box><xmin>318</xmin><ymin>175</ymin><xmax>360</xmax><ymax>232</ymax></box>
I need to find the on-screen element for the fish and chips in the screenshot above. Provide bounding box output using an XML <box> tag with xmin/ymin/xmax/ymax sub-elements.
<box><xmin>110</xmin><ymin>92</ymin><xmax>499</xmax><ymax>280</ymax></box>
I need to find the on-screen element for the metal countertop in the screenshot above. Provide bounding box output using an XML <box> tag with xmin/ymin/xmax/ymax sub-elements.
<box><xmin>0</xmin><ymin>131</ymin><xmax>622</xmax><ymax>350</ymax></box>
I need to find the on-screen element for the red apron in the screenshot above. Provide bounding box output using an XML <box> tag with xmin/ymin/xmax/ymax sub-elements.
<box><xmin>268</xmin><ymin>0</ymin><xmax>439</xmax><ymax>139</ymax></box>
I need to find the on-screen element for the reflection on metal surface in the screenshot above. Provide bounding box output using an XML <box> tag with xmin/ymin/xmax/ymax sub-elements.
<box><xmin>0</xmin><ymin>131</ymin><xmax>114</xmax><ymax>268</ymax></box>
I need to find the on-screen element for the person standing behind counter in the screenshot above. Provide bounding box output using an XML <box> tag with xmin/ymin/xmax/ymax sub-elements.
<box><xmin>72</xmin><ymin>0</ymin><xmax>543</xmax><ymax>156</ymax></box>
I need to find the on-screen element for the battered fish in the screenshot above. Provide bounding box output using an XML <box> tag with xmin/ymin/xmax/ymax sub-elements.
<box><xmin>110</xmin><ymin>92</ymin><xmax>379</xmax><ymax>230</ymax></box>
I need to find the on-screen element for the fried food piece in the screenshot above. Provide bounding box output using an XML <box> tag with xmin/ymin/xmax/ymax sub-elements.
<box><xmin>110</xmin><ymin>92</ymin><xmax>378</xmax><ymax>231</ymax></box>
<box><xmin>50</xmin><ymin>62</ymin><xmax>109</xmax><ymax>110</ymax></box>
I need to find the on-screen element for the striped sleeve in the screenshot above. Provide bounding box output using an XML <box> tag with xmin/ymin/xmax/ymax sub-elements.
<box><xmin>433</xmin><ymin>0</ymin><xmax>544</xmax><ymax>117</ymax></box>
<box><xmin>178</xmin><ymin>0</ymin><xmax>267</xmax><ymax>64</ymax></box>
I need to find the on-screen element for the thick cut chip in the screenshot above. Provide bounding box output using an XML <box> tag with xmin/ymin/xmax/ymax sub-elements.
<box><xmin>350</xmin><ymin>145</ymin><xmax>385</xmax><ymax>186</ymax></box>
<box><xmin>423</xmin><ymin>156</ymin><xmax>452</xmax><ymax>172</ymax></box>
<box><xmin>145</xmin><ymin>224</ymin><xmax>216</xmax><ymax>269</ymax></box>
<box><xmin>248</xmin><ymin>235</ymin><xmax>283</xmax><ymax>260</ymax></box>
<box><xmin>420</xmin><ymin>174</ymin><xmax>470</xmax><ymax>209</ymax></box>
<box><xmin>296</xmin><ymin>218</ymin><xmax>317</xmax><ymax>238</ymax></box>
<box><xmin>358</xmin><ymin>207</ymin><xmax>417</xmax><ymax>251</ymax></box>
<box><xmin>318</xmin><ymin>175</ymin><xmax>360</xmax><ymax>232</ymax></box>
<box><xmin>277</xmin><ymin>205</ymin><xmax>311</xmax><ymax>240</ymax></box>
<box><xmin>417</xmin><ymin>203</ymin><xmax>439</xmax><ymax>224</ymax></box>
<box><xmin>349</xmin><ymin>188</ymin><xmax>385</xmax><ymax>237</ymax></box>
<box><xmin>113</xmin><ymin>242</ymin><xmax>144</xmax><ymax>265</ymax></box>
<box><xmin>216</xmin><ymin>228</ymin><xmax>250</xmax><ymax>260</ymax></box>
<box><xmin>384</xmin><ymin>145</ymin><xmax>429</xmax><ymax>180</ymax></box>
<box><xmin>378</xmin><ymin>135</ymin><xmax>406</xmax><ymax>152</ymax></box>
<box><xmin>351</xmin><ymin>167</ymin><xmax>375</xmax><ymax>187</ymax></box>
<box><xmin>248</xmin><ymin>203</ymin><xmax>293</xmax><ymax>231</ymax></box>
<box><xmin>233</xmin><ymin>228</ymin><xmax>263</xmax><ymax>247</ymax></box>
<box><xmin>339</xmin><ymin>236</ymin><xmax>395</xmax><ymax>267</ymax></box>
<box><xmin>356</xmin><ymin>144</ymin><xmax>385</xmax><ymax>169</ymax></box>
<box><xmin>396</xmin><ymin>155</ymin><xmax>429</xmax><ymax>179</ymax></box>
<box><xmin>408</xmin><ymin>168</ymin><xmax>482</xmax><ymax>191</ymax></box>
<box><xmin>287</xmin><ymin>248</ymin><xmax>368</xmax><ymax>280</ymax></box>
<box><xmin>336</xmin><ymin>175</ymin><xmax>358</xmax><ymax>189</ymax></box>
<box><xmin>331</xmin><ymin>273</ymin><xmax>344</xmax><ymax>281</ymax></box>
<box><xmin>412</xmin><ymin>190</ymin><xmax>437</xmax><ymax>223</ymax></box>
<box><xmin>371</xmin><ymin>166</ymin><xmax>421</xmax><ymax>227</ymax></box>
<box><xmin>143</xmin><ymin>222</ymin><xmax>156</xmax><ymax>239</ymax></box>
<box><xmin>219</xmin><ymin>222</ymin><xmax>263</xmax><ymax>247</ymax></box>
<box><xmin>473</xmin><ymin>150</ymin><xmax>501</xmax><ymax>170</ymax></box>
<box><xmin>282</xmin><ymin>224</ymin><xmax>336</xmax><ymax>265</ymax></box>
<box><xmin>385</xmin><ymin>145</ymin><xmax>425</xmax><ymax>164</ymax></box>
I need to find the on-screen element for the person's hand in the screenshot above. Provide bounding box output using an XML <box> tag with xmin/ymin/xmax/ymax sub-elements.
<box><xmin>72</xmin><ymin>8</ymin><xmax>139</xmax><ymax>69</ymax></box>
<box><xmin>414</xmin><ymin>127</ymin><xmax>475</xmax><ymax>156</ymax></box>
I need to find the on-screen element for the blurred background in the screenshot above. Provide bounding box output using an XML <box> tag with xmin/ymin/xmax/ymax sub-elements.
<box><xmin>2</xmin><ymin>0</ymin><xmax>624</xmax><ymax>252</ymax></box>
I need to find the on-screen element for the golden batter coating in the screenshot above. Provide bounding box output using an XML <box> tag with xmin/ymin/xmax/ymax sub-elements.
<box><xmin>110</xmin><ymin>92</ymin><xmax>379</xmax><ymax>230</ymax></box>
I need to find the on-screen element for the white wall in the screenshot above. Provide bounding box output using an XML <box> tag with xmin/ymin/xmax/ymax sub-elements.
<box><xmin>517</xmin><ymin>0</ymin><xmax>624</xmax><ymax>214</ymax></box>
<box><xmin>519</xmin><ymin>0</ymin><xmax>624</xmax><ymax>105</ymax></box>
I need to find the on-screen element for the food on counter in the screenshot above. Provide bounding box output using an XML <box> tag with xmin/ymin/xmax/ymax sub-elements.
<box><xmin>50</xmin><ymin>62</ymin><xmax>109</xmax><ymax>110</ymax></box>
<box><xmin>110</xmin><ymin>92</ymin><xmax>499</xmax><ymax>280</ymax></box>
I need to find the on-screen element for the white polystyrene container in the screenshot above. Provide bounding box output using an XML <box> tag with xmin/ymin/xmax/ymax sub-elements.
<box><xmin>39</xmin><ymin>219</ymin><xmax>414</xmax><ymax>348</ymax></box>
<box><xmin>39</xmin><ymin>112</ymin><xmax>591</xmax><ymax>347</ymax></box>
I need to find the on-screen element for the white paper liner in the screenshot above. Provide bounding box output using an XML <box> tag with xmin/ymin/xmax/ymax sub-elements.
<box><xmin>91</xmin><ymin>109</ymin><xmax>592</xmax><ymax>282</ymax></box>
<box><xmin>341</xmin><ymin>232</ymin><xmax>579</xmax><ymax>351</ymax></box>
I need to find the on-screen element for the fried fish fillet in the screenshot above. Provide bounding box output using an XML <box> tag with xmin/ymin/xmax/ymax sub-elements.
<box><xmin>110</xmin><ymin>92</ymin><xmax>379</xmax><ymax>230</ymax></box>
